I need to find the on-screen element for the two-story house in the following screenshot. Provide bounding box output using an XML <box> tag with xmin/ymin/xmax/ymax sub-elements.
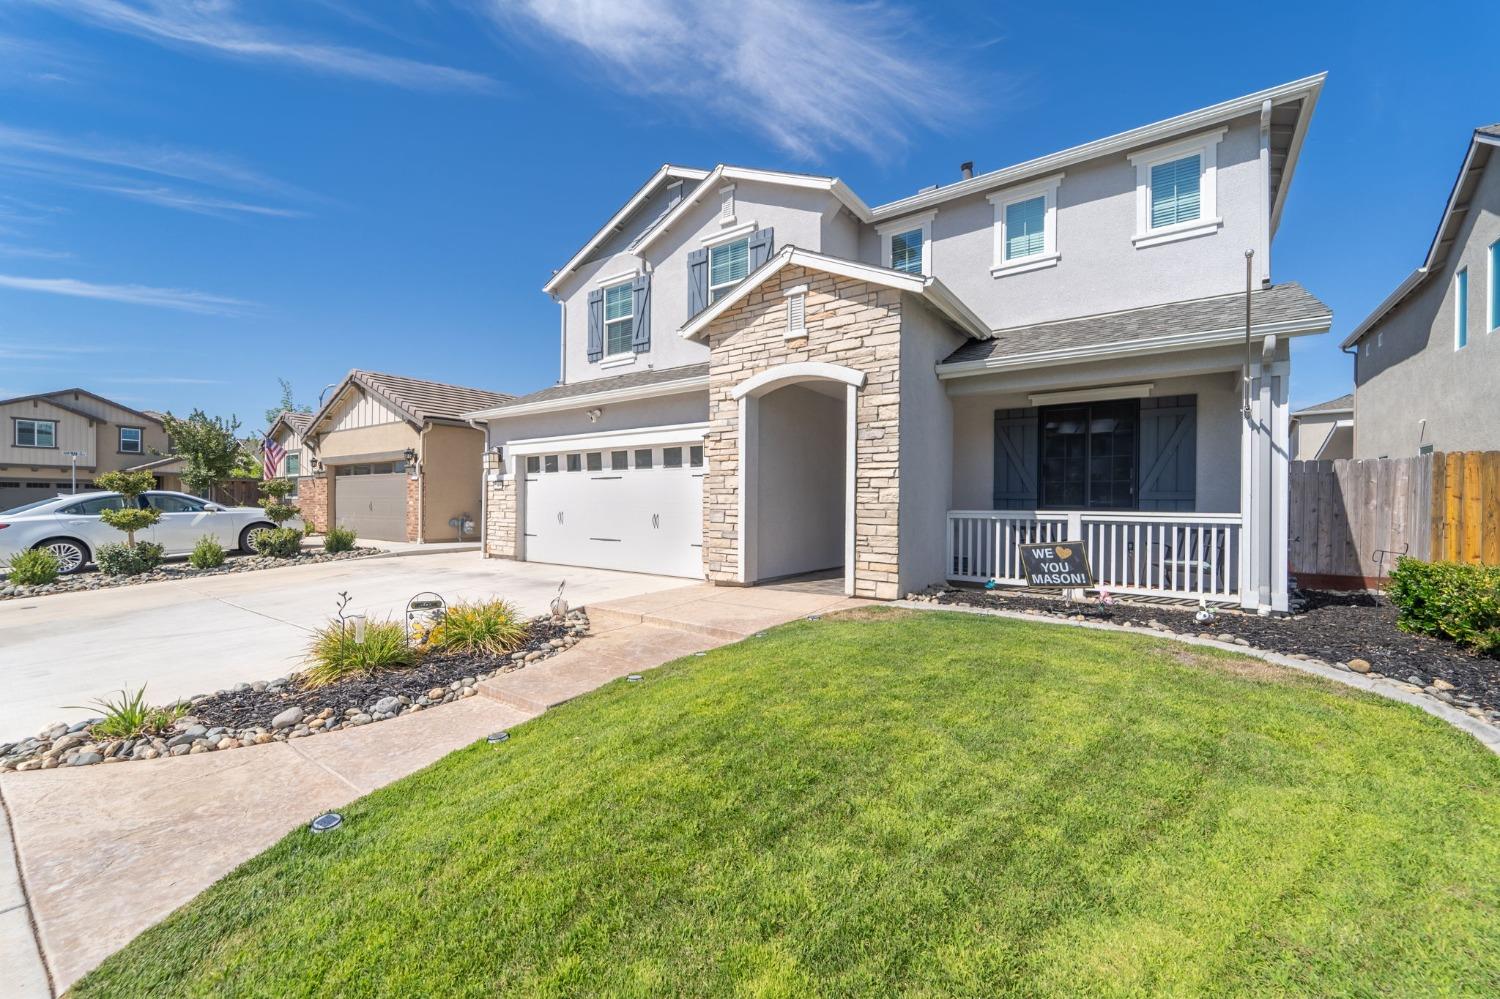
<box><xmin>1342</xmin><ymin>125</ymin><xmax>1500</xmax><ymax>457</ymax></box>
<box><xmin>464</xmin><ymin>75</ymin><xmax>1332</xmax><ymax>613</ymax></box>
<box><xmin>0</xmin><ymin>388</ymin><xmax>170</xmax><ymax>509</ymax></box>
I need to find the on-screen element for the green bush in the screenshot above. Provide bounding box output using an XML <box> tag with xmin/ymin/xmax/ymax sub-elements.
<box><xmin>96</xmin><ymin>542</ymin><xmax>165</xmax><ymax>577</ymax></box>
<box><xmin>5</xmin><ymin>547</ymin><xmax>60</xmax><ymax>585</ymax></box>
<box><xmin>323</xmin><ymin>526</ymin><xmax>357</xmax><ymax>554</ymax></box>
<box><xmin>1387</xmin><ymin>557</ymin><xmax>1500</xmax><ymax>653</ymax></box>
<box><xmin>301</xmin><ymin>618</ymin><xmax>420</xmax><ymax>688</ymax></box>
<box><xmin>68</xmin><ymin>686</ymin><xmax>188</xmax><ymax>739</ymax></box>
<box><xmin>189</xmin><ymin>535</ymin><xmax>226</xmax><ymax>569</ymax></box>
<box><xmin>251</xmin><ymin>527</ymin><xmax>303</xmax><ymax>558</ymax></box>
<box><xmin>424</xmin><ymin>599</ymin><xmax>530</xmax><ymax>657</ymax></box>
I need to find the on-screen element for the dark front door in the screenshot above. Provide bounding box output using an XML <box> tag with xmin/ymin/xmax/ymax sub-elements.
<box><xmin>1038</xmin><ymin>400</ymin><xmax>1139</xmax><ymax>509</ymax></box>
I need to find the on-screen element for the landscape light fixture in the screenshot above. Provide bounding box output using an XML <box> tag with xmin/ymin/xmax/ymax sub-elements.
<box><xmin>626</xmin><ymin>674</ymin><xmax>643</xmax><ymax>683</ymax></box>
<box><xmin>487</xmin><ymin>731</ymin><xmax>510</xmax><ymax>744</ymax></box>
<box><xmin>309</xmin><ymin>812</ymin><xmax>344</xmax><ymax>834</ymax></box>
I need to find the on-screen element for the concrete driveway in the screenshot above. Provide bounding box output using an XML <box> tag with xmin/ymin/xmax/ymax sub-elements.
<box><xmin>0</xmin><ymin>552</ymin><xmax>695</xmax><ymax>738</ymax></box>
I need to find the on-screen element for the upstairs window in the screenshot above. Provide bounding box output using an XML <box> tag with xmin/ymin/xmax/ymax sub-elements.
<box><xmin>890</xmin><ymin>229</ymin><xmax>923</xmax><ymax>274</ymax></box>
<box><xmin>118</xmin><ymin>426</ymin><xmax>142</xmax><ymax>453</ymax></box>
<box><xmin>1489</xmin><ymin>239</ymin><xmax>1499</xmax><ymax>332</ymax></box>
<box><xmin>15</xmin><ymin>418</ymin><xmax>56</xmax><ymax>448</ymax></box>
<box><xmin>1149</xmin><ymin>155</ymin><xmax>1201</xmax><ymax>228</ymax></box>
<box><xmin>709</xmin><ymin>237</ymin><xmax>749</xmax><ymax>302</ymax></box>
<box><xmin>1455</xmin><ymin>267</ymin><xmax>1469</xmax><ymax>349</ymax></box>
<box><xmin>1004</xmin><ymin>196</ymin><xmax>1046</xmax><ymax>260</ymax></box>
<box><xmin>603</xmin><ymin>281</ymin><xmax>634</xmax><ymax>356</ymax></box>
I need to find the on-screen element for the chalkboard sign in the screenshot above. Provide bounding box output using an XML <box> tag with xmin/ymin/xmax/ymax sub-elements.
<box><xmin>1017</xmin><ymin>541</ymin><xmax>1093</xmax><ymax>588</ymax></box>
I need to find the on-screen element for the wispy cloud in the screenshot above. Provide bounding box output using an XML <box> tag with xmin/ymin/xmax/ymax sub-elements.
<box><xmin>0</xmin><ymin>242</ymin><xmax>71</xmax><ymax>260</ymax></box>
<box><xmin>0</xmin><ymin>341</ymin><xmax>115</xmax><ymax>361</ymax></box>
<box><xmin>25</xmin><ymin>0</ymin><xmax>496</xmax><ymax>93</ymax></box>
<box><xmin>486</xmin><ymin>0</ymin><xmax>967</xmax><ymax>159</ymax></box>
<box><xmin>89</xmin><ymin>185</ymin><xmax>308</xmax><ymax>219</ymax></box>
<box><xmin>0</xmin><ymin>274</ymin><xmax>252</xmax><ymax>315</ymax></box>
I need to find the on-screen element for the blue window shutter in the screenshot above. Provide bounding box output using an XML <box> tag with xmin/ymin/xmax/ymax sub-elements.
<box><xmin>631</xmin><ymin>273</ymin><xmax>650</xmax><ymax>353</ymax></box>
<box><xmin>1151</xmin><ymin>155</ymin><xmax>1201</xmax><ymax>228</ymax></box>
<box><xmin>687</xmin><ymin>248</ymin><xmax>709</xmax><ymax>317</ymax></box>
<box><xmin>749</xmin><ymin>227</ymin><xmax>774</xmax><ymax>269</ymax></box>
<box><xmin>992</xmin><ymin>408</ymin><xmax>1038</xmax><ymax>509</ymax></box>
<box><xmin>1139</xmin><ymin>396</ymin><xmax>1197</xmax><ymax>511</ymax></box>
<box><xmin>1004</xmin><ymin>197</ymin><xmax>1046</xmax><ymax>259</ymax></box>
<box><xmin>586</xmin><ymin>288</ymin><xmax>604</xmax><ymax>362</ymax></box>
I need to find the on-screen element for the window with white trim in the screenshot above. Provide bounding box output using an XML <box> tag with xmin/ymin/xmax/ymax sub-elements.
<box><xmin>603</xmin><ymin>280</ymin><xmax>634</xmax><ymax>356</ymax></box>
<box><xmin>709</xmin><ymin>237</ymin><xmax>749</xmax><ymax>302</ymax></box>
<box><xmin>1128</xmin><ymin>128</ymin><xmax>1223</xmax><ymax>248</ymax></box>
<box><xmin>284</xmin><ymin>451</ymin><xmax>301</xmax><ymax>477</ymax></box>
<box><xmin>1455</xmin><ymin>267</ymin><xmax>1469</xmax><ymax>349</ymax></box>
<box><xmin>14</xmin><ymin>418</ymin><xmax>56</xmax><ymax>448</ymax></box>
<box><xmin>118</xmin><ymin>426</ymin><xmax>142</xmax><ymax>453</ymax></box>
<box><xmin>877</xmin><ymin>211</ymin><xmax>934</xmax><ymax>277</ymax></box>
<box><xmin>988</xmin><ymin>174</ymin><xmax>1061</xmax><ymax>275</ymax></box>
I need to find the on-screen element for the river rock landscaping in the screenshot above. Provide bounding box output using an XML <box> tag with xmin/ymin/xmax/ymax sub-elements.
<box><xmin>0</xmin><ymin>546</ymin><xmax>382</xmax><ymax>601</ymax></box>
<box><xmin>0</xmin><ymin>608</ymin><xmax>589</xmax><ymax>773</ymax></box>
<box><xmin>908</xmin><ymin>585</ymin><xmax>1500</xmax><ymax>724</ymax></box>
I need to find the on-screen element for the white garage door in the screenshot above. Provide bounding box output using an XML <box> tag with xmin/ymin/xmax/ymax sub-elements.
<box><xmin>523</xmin><ymin>443</ymin><xmax>703</xmax><ymax>578</ymax></box>
<box><xmin>334</xmin><ymin>462</ymin><xmax>408</xmax><ymax>542</ymax></box>
<box><xmin>0</xmin><ymin>480</ymin><xmax>71</xmax><ymax>512</ymax></box>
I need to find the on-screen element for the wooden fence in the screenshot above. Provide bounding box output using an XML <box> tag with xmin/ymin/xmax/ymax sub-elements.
<box><xmin>1289</xmin><ymin>452</ymin><xmax>1500</xmax><ymax>587</ymax></box>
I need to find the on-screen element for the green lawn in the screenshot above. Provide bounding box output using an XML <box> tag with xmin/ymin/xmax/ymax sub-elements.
<box><xmin>74</xmin><ymin>609</ymin><xmax>1500</xmax><ymax>998</ymax></box>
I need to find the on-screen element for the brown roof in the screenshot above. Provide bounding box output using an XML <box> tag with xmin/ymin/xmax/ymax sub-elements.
<box><xmin>1293</xmin><ymin>393</ymin><xmax>1353</xmax><ymax>415</ymax></box>
<box><xmin>309</xmin><ymin>370</ymin><xmax>514</xmax><ymax>432</ymax></box>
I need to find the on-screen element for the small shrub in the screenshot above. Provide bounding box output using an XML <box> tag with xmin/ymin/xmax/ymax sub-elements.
<box><xmin>69</xmin><ymin>686</ymin><xmax>188</xmax><ymax>739</ymax></box>
<box><xmin>425</xmin><ymin>599</ymin><xmax>530</xmax><ymax>657</ymax></box>
<box><xmin>96</xmin><ymin>541</ymin><xmax>165</xmax><ymax>577</ymax></box>
<box><xmin>323</xmin><ymin>526</ymin><xmax>357</xmax><ymax>554</ymax></box>
<box><xmin>5</xmin><ymin>547</ymin><xmax>60</xmax><ymax>585</ymax></box>
<box><xmin>189</xmin><ymin>535</ymin><xmax>226</xmax><ymax>569</ymax></box>
<box><xmin>1388</xmin><ymin>557</ymin><xmax>1500</xmax><ymax>653</ymax></box>
<box><xmin>301</xmin><ymin>618</ymin><xmax>420</xmax><ymax>687</ymax></box>
<box><xmin>251</xmin><ymin>526</ymin><xmax>303</xmax><ymax>558</ymax></box>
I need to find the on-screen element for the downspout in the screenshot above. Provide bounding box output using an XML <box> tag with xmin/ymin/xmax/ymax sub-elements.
<box><xmin>467</xmin><ymin>416</ymin><xmax>488</xmax><ymax>554</ymax></box>
<box><xmin>416</xmin><ymin>423</ymin><xmax>431</xmax><ymax>544</ymax></box>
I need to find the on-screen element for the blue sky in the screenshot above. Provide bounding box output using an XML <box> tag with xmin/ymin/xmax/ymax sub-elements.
<box><xmin>0</xmin><ymin>0</ymin><xmax>1496</xmax><ymax>423</ymax></box>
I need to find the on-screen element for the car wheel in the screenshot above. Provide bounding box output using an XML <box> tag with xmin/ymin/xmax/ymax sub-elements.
<box><xmin>240</xmin><ymin>523</ymin><xmax>275</xmax><ymax>554</ymax></box>
<box><xmin>36</xmin><ymin>538</ymin><xmax>89</xmax><ymax>575</ymax></box>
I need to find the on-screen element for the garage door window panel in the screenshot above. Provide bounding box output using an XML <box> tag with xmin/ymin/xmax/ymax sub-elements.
<box><xmin>526</xmin><ymin>456</ymin><xmax>540</xmax><ymax>474</ymax></box>
<box><xmin>544</xmin><ymin>455</ymin><xmax>559</xmax><ymax>473</ymax></box>
<box><xmin>634</xmin><ymin>449</ymin><xmax>653</xmax><ymax>469</ymax></box>
<box><xmin>567</xmin><ymin>454</ymin><xmax>582</xmax><ymax>472</ymax></box>
<box><xmin>663</xmin><ymin>447</ymin><xmax>683</xmax><ymax>468</ymax></box>
<box><xmin>611</xmin><ymin>451</ymin><xmax>628</xmax><ymax>471</ymax></box>
<box><xmin>586</xmin><ymin>452</ymin><xmax>603</xmax><ymax>472</ymax></box>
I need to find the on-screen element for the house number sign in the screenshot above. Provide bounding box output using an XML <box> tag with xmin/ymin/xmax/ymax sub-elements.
<box><xmin>1017</xmin><ymin>542</ymin><xmax>1094</xmax><ymax>588</ymax></box>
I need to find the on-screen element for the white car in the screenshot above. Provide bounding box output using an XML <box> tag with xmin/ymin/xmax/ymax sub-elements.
<box><xmin>0</xmin><ymin>490</ymin><xmax>298</xmax><ymax>575</ymax></box>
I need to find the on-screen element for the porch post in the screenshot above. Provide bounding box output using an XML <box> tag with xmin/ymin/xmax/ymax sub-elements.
<box><xmin>1239</xmin><ymin>336</ymin><xmax>1291</xmax><ymax>613</ymax></box>
<box><xmin>738</xmin><ymin>394</ymin><xmax>757</xmax><ymax>584</ymax></box>
<box><xmin>845</xmin><ymin>382</ymin><xmax>858</xmax><ymax>597</ymax></box>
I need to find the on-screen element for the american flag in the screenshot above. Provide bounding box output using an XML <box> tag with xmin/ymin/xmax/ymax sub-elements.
<box><xmin>262</xmin><ymin>437</ymin><xmax>285</xmax><ymax>480</ymax></box>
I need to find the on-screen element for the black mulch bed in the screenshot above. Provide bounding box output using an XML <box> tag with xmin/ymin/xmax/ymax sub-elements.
<box><xmin>188</xmin><ymin>619</ymin><xmax>571</xmax><ymax>730</ymax></box>
<box><xmin>922</xmin><ymin>586</ymin><xmax>1500</xmax><ymax>715</ymax></box>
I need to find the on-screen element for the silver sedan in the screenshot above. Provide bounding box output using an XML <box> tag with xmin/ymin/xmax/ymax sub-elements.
<box><xmin>0</xmin><ymin>490</ymin><xmax>296</xmax><ymax>574</ymax></box>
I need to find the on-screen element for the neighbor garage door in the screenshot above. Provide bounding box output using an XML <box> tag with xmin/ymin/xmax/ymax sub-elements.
<box><xmin>334</xmin><ymin>461</ymin><xmax>408</xmax><ymax>542</ymax></box>
<box><xmin>0</xmin><ymin>480</ymin><xmax>71</xmax><ymax>513</ymax></box>
<box><xmin>522</xmin><ymin>442</ymin><xmax>703</xmax><ymax>578</ymax></box>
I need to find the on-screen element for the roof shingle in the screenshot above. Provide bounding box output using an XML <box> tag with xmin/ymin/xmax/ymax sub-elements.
<box><xmin>942</xmin><ymin>283</ymin><xmax>1332</xmax><ymax>367</ymax></box>
<box><xmin>344</xmin><ymin>371</ymin><xmax>513</xmax><ymax>424</ymax></box>
<box><xmin>1293</xmin><ymin>393</ymin><xmax>1353</xmax><ymax>414</ymax></box>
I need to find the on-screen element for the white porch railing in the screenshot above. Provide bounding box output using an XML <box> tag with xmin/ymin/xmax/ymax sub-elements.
<box><xmin>946</xmin><ymin>510</ymin><xmax>1243</xmax><ymax>603</ymax></box>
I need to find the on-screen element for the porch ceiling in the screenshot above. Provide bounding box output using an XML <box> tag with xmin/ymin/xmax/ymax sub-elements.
<box><xmin>939</xmin><ymin>282</ymin><xmax>1331</xmax><ymax>377</ymax></box>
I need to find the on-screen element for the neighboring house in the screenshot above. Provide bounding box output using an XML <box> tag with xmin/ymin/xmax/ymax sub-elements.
<box><xmin>1343</xmin><ymin>125</ymin><xmax>1500</xmax><ymax>457</ymax></box>
<box><xmin>264</xmin><ymin>410</ymin><xmax>315</xmax><ymax>508</ymax></box>
<box><xmin>298</xmin><ymin>371</ymin><xmax>512</xmax><ymax>542</ymax></box>
<box><xmin>128</xmin><ymin>436</ymin><xmax>265</xmax><ymax>506</ymax></box>
<box><xmin>1290</xmin><ymin>393</ymin><xmax>1354</xmax><ymax>460</ymax></box>
<box><xmin>464</xmin><ymin>75</ymin><xmax>1332</xmax><ymax>613</ymax></box>
<box><xmin>0</xmin><ymin>388</ymin><xmax>169</xmax><ymax>509</ymax></box>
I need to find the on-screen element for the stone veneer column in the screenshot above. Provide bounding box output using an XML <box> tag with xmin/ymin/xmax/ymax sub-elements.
<box><xmin>482</xmin><ymin>449</ymin><xmax>519</xmax><ymax>559</ymax></box>
<box><xmin>701</xmin><ymin>264</ymin><xmax>903</xmax><ymax>599</ymax></box>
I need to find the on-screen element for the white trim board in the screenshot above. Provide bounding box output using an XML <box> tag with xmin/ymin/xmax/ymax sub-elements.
<box><xmin>506</xmin><ymin>422</ymin><xmax>709</xmax><ymax>456</ymax></box>
<box><xmin>462</xmin><ymin>374</ymin><xmax>709</xmax><ymax>421</ymax></box>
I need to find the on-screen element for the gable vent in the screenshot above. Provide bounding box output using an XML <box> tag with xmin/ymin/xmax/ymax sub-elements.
<box><xmin>719</xmin><ymin>186</ymin><xmax>736</xmax><ymax>225</ymax></box>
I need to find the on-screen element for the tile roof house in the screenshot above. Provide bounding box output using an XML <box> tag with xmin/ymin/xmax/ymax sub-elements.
<box><xmin>287</xmin><ymin>370</ymin><xmax>512</xmax><ymax>542</ymax></box>
<box><xmin>1343</xmin><ymin>125</ymin><xmax>1500</xmax><ymax>457</ymax></box>
<box><xmin>464</xmin><ymin>75</ymin><xmax>1333</xmax><ymax>612</ymax></box>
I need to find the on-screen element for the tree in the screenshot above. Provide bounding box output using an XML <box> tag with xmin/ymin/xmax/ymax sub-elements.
<box><xmin>160</xmin><ymin>410</ymin><xmax>251</xmax><ymax>500</ymax></box>
<box><xmin>94</xmin><ymin>470</ymin><xmax>159</xmax><ymax>547</ymax></box>
<box><xmin>264</xmin><ymin>378</ymin><xmax>313</xmax><ymax>428</ymax></box>
<box><xmin>258</xmin><ymin>477</ymin><xmax>301</xmax><ymax>527</ymax></box>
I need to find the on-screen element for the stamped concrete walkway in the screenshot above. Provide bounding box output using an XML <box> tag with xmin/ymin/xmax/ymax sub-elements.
<box><xmin>0</xmin><ymin>577</ymin><xmax>862</xmax><ymax>996</ymax></box>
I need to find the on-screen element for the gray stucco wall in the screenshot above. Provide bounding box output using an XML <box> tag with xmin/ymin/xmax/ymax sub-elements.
<box><xmin>1354</xmin><ymin>152</ymin><xmax>1500</xmax><ymax>457</ymax></box>
<box><xmin>483</xmin><ymin>392</ymin><xmax>708</xmax><ymax>456</ymax></box>
<box><xmin>897</xmin><ymin>296</ymin><xmax>966</xmax><ymax>593</ymax></box>
<box><xmin>948</xmin><ymin>366</ymin><xmax>1243</xmax><ymax>513</ymax></box>
<box><xmin>554</xmin><ymin>179</ymin><xmax>852</xmax><ymax>385</ymax></box>
<box><xmin>755</xmin><ymin>384</ymin><xmax>845</xmax><ymax>579</ymax></box>
<box><xmin>866</xmin><ymin>114</ymin><xmax>1269</xmax><ymax>330</ymax></box>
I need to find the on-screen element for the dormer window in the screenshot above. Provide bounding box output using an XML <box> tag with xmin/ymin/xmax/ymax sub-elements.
<box><xmin>15</xmin><ymin>418</ymin><xmax>56</xmax><ymax>448</ymax></box>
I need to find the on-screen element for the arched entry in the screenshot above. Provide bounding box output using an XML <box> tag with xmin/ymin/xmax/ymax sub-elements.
<box><xmin>732</xmin><ymin>362</ymin><xmax>865</xmax><ymax>596</ymax></box>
